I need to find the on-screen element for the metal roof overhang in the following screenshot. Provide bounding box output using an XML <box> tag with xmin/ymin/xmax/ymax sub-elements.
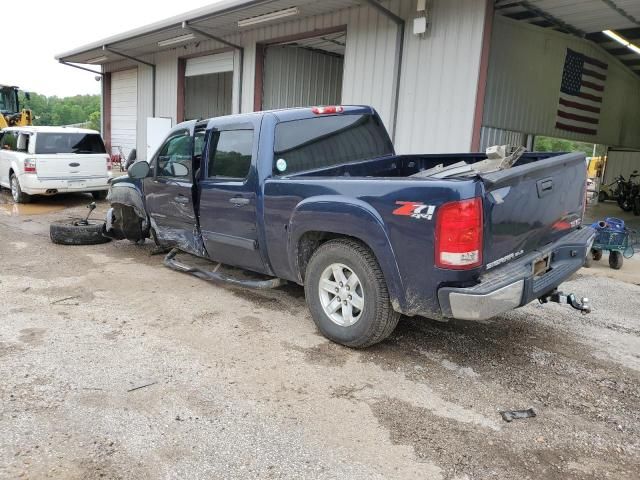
<box><xmin>495</xmin><ymin>1</ymin><xmax>640</xmax><ymax>76</ymax></box>
<box><xmin>56</xmin><ymin>0</ymin><xmax>361</xmax><ymax>65</ymax></box>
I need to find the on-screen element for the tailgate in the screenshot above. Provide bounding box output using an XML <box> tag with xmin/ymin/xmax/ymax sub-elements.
<box><xmin>480</xmin><ymin>152</ymin><xmax>586</xmax><ymax>269</ymax></box>
<box><xmin>36</xmin><ymin>154</ymin><xmax>109</xmax><ymax>180</ymax></box>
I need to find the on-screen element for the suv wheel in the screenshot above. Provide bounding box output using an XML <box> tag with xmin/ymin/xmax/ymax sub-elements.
<box><xmin>304</xmin><ymin>239</ymin><xmax>400</xmax><ymax>348</ymax></box>
<box><xmin>10</xmin><ymin>174</ymin><xmax>31</xmax><ymax>204</ymax></box>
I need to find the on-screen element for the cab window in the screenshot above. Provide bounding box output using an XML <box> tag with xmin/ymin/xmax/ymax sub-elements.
<box><xmin>156</xmin><ymin>130</ymin><xmax>192</xmax><ymax>179</ymax></box>
<box><xmin>207</xmin><ymin>129</ymin><xmax>254</xmax><ymax>179</ymax></box>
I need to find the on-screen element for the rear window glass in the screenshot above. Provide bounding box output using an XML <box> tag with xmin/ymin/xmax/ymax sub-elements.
<box><xmin>35</xmin><ymin>133</ymin><xmax>106</xmax><ymax>155</ymax></box>
<box><xmin>273</xmin><ymin>114</ymin><xmax>393</xmax><ymax>175</ymax></box>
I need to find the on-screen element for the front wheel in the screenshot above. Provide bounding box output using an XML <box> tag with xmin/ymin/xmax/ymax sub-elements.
<box><xmin>304</xmin><ymin>239</ymin><xmax>400</xmax><ymax>348</ymax></box>
<box><xmin>10</xmin><ymin>174</ymin><xmax>31</xmax><ymax>204</ymax></box>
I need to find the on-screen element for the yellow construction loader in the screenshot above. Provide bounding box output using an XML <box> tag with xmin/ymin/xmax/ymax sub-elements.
<box><xmin>0</xmin><ymin>85</ymin><xmax>32</xmax><ymax>129</ymax></box>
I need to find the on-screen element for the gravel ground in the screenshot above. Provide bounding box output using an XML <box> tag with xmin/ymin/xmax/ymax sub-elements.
<box><xmin>1</xmin><ymin>191</ymin><xmax>639</xmax><ymax>480</ymax></box>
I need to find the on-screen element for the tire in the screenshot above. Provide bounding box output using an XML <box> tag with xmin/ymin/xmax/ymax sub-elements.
<box><xmin>304</xmin><ymin>239</ymin><xmax>400</xmax><ymax>348</ymax></box>
<box><xmin>634</xmin><ymin>198</ymin><xmax>640</xmax><ymax>216</ymax></box>
<box><xmin>91</xmin><ymin>191</ymin><xmax>108</xmax><ymax>201</ymax></box>
<box><xmin>10</xmin><ymin>173</ymin><xmax>31</xmax><ymax>204</ymax></box>
<box><xmin>609</xmin><ymin>251</ymin><xmax>623</xmax><ymax>270</ymax></box>
<box><xmin>50</xmin><ymin>220</ymin><xmax>111</xmax><ymax>246</ymax></box>
<box><xmin>598</xmin><ymin>191</ymin><xmax>608</xmax><ymax>203</ymax></box>
<box><xmin>592</xmin><ymin>249</ymin><xmax>603</xmax><ymax>261</ymax></box>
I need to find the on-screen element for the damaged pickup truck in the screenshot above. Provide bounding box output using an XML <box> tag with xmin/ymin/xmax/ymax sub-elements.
<box><xmin>105</xmin><ymin>105</ymin><xmax>595</xmax><ymax>347</ymax></box>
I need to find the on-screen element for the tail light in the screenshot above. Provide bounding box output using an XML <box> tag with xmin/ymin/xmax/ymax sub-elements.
<box><xmin>106</xmin><ymin>156</ymin><xmax>113</xmax><ymax>172</ymax></box>
<box><xmin>435</xmin><ymin>197</ymin><xmax>483</xmax><ymax>269</ymax></box>
<box><xmin>23</xmin><ymin>158</ymin><xmax>36</xmax><ymax>174</ymax></box>
<box><xmin>312</xmin><ymin>106</ymin><xmax>344</xmax><ymax>115</ymax></box>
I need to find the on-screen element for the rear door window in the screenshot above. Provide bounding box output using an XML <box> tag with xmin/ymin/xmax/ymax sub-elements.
<box><xmin>273</xmin><ymin>114</ymin><xmax>393</xmax><ymax>175</ymax></box>
<box><xmin>207</xmin><ymin>130</ymin><xmax>254</xmax><ymax>180</ymax></box>
<box><xmin>34</xmin><ymin>133</ymin><xmax>107</xmax><ymax>154</ymax></box>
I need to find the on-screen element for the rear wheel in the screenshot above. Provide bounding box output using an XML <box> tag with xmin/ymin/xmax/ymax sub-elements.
<box><xmin>304</xmin><ymin>239</ymin><xmax>400</xmax><ymax>348</ymax></box>
<box><xmin>10</xmin><ymin>173</ymin><xmax>31</xmax><ymax>204</ymax></box>
<box><xmin>609</xmin><ymin>251</ymin><xmax>623</xmax><ymax>270</ymax></box>
<box><xmin>91</xmin><ymin>191</ymin><xmax>108</xmax><ymax>201</ymax></box>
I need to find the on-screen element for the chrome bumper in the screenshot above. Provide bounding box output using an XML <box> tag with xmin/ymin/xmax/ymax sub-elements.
<box><xmin>438</xmin><ymin>227</ymin><xmax>596</xmax><ymax>321</ymax></box>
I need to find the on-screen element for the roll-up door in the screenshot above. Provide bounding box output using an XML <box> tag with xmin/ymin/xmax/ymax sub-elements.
<box><xmin>110</xmin><ymin>69</ymin><xmax>138</xmax><ymax>157</ymax></box>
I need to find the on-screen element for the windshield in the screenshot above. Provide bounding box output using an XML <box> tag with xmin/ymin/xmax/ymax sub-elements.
<box><xmin>35</xmin><ymin>133</ymin><xmax>106</xmax><ymax>155</ymax></box>
<box><xmin>0</xmin><ymin>88</ymin><xmax>18</xmax><ymax>114</ymax></box>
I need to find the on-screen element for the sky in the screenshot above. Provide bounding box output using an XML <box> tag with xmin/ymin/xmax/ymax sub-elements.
<box><xmin>4</xmin><ymin>0</ymin><xmax>222</xmax><ymax>98</ymax></box>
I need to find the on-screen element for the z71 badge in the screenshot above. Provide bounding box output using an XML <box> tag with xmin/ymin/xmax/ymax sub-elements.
<box><xmin>393</xmin><ymin>202</ymin><xmax>436</xmax><ymax>220</ymax></box>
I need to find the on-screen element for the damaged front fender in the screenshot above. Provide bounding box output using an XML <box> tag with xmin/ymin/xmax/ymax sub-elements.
<box><xmin>103</xmin><ymin>178</ymin><xmax>150</xmax><ymax>242</ymax></box>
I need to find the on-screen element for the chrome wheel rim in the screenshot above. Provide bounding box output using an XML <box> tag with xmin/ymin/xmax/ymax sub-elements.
<box><xmin>10</xmin><ymin>177</ymin><xmax>18</xmax><ymax>202</ymax></box>
<box><xmin>318</xmin><ymin>263</ymin><xmax>364</xmax><ymax>327</ymax></box>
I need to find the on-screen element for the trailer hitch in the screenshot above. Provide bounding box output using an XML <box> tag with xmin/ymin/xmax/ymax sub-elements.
<box><xmin>539</xmin><ymin>290</ymin><xmax>591</xmax><ymax>314</ymax></box>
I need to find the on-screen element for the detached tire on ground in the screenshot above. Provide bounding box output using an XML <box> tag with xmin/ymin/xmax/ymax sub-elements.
<box><xmin>50</xmin><ymin>220</ymin><xmax>111</xmax><ymax>246</ymax></box>
<box><xmin>304</xmin><ymin>239</ymin><xmax>400</xmax><ymax>348</ymax></box>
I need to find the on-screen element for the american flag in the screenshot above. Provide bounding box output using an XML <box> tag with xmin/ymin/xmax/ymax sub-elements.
<box><xmin>556</xmin><ymin>48</ymin><xmax>608</xmax><ymax>136</ymax></box>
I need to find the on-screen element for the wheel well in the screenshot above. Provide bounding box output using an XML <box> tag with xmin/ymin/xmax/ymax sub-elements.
<box><xmin>9</xmin><ymin>168</ymin><xmax>14</xmax><ymax>177</ymax></box>
<box><xmin>297</xmin><ymin>231</ymin><xmax>372</xmax><ymax>281</ymax></box>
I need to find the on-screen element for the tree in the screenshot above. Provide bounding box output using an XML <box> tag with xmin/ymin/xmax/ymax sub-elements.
<box><xmin>534</xmin><ymin>136</ymin><xmax>607</xmax><ymax>157</ymax></box>
<box><xmin>88</xmin><ymin>111</ymin><xmax>101</xmax><ymax>131</ymax></box>
<box><xmin>18</xmin><ymin>92</ymin><xmax>101</xmax><ymax>129</ymax></box>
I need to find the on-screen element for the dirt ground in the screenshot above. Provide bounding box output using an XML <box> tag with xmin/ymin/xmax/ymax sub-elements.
<box><xmin>1</xmin><ymin>191</ymin><xmax>639</xmax><ymax>480</ymax></box>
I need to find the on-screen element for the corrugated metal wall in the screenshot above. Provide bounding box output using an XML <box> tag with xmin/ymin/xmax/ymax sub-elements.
<box><xmin>483</xmin><ymin>15</ymin><xmax>640</xmax><ymax>149</ymax></box>
<box><xmin>262</xmin><ymin>46</ymin><xmax>343</xmax><ymax>110</ymax></box>
<box><xmin>185</xmin><ymin>72</ymin><xmax>233</xmax><ymax>120</ymax></box>
<box><xmin>480</xmin><ymin>126</ymin><xmax>526</xmax><ymax>151</ymax></box>
<box><xmin>394</xmin><ymin>0</ymin><xmax>487</xmax><ymax>153</ymax></box>
<box><xmin>603</xmin><ymin>150</ymin><xmax>640</xmax><ymax>185</ymax></box>
<box><xmin>102</xmin><ymin>0</ymin><xmax>488</xmax><ymax>157</ymax></box>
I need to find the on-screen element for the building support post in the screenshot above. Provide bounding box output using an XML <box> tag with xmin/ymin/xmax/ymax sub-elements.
<box><xmin>471</xmin><ymin>0</ymin><xmax>495</xmax><ymax>152</ymax></box>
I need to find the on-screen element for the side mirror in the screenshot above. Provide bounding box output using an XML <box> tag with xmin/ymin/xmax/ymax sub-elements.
<box><xmin>128</xmin><ymin>161</ymin><xmax>151</xmax><ymax>179</ymax></box>
<box><xmin>170</xmin><ymin>163</ymin><xmax>189</xmax><ymax>177</ymax></box>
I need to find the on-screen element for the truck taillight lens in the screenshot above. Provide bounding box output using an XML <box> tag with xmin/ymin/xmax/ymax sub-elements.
<box><xmin>435</xmin><ymin>198</ymin><xmax>483</xmax><ymax>269</ymax></box>
<box><xmin>312</xmin><ymin>106</ymin><xmax>344</xmax><ymax>115</ymax></box>
<box><xmin>106</xmin><ymin>156</ymin><xmax>113</xmax><ymax>171</ymax></box>
<box><xmin>24</xmin><ymin>158</ymin><xmax>36</xmax><ymax>174</ymax></box>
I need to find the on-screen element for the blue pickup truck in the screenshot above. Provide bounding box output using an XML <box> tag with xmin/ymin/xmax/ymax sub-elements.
<box><xmin>104</xmin><ymin>106</ymin><xmax>594</xmax><ymax>347</ymax></box>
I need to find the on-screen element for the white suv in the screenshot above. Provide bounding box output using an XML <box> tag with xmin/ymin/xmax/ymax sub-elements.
<box><xmin>0</xmin><ymin>126</ymin><xmax>112</xmax><ymax>203</ymax></box>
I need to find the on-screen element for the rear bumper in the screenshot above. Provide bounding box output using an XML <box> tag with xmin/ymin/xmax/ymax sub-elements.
<box><xmin>438</xmin><ymin>227</ymin><xmax>596</xmax><ymax>321</ymax></box>
<box><xmin>20</xmin><ymin>174</ymin><xmax>110</xmax><ymax>195</ymax></box>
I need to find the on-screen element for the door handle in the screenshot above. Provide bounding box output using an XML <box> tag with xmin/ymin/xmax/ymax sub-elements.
<box><xmin>229</xmin><ymin>197</ymin><xmax>250</xmax><ymax>206</ymax></box>
<box><xmin>537</xmin><ymin>178</ymin><xmax>554</xmax><ymax>198</ymax></box>
<box><xmin>174</xmin><ymin>195</ymin><xmax>190</xmax><ymax>205</ymax></box>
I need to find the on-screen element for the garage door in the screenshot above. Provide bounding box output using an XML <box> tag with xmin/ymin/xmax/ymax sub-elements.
<box><xmin>184</xmin><ymin>52</ymin><xmax>234</xmax><ymax>121</ymax></box>
<box><xmin>185</xmin><ymin>52</ymin><xmax>234</xmax><ymax>77</ymax></box>
<box><xmin>111</xmin><ymin>69</ymin><xmax>137</xmax><ymax>157</ymax></box>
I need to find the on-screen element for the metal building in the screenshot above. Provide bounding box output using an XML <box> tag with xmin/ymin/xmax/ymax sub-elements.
<box><xmin>57</xmin><ymin>0</ymin><xmax>640</xmax><ymax>164</ymax></box>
